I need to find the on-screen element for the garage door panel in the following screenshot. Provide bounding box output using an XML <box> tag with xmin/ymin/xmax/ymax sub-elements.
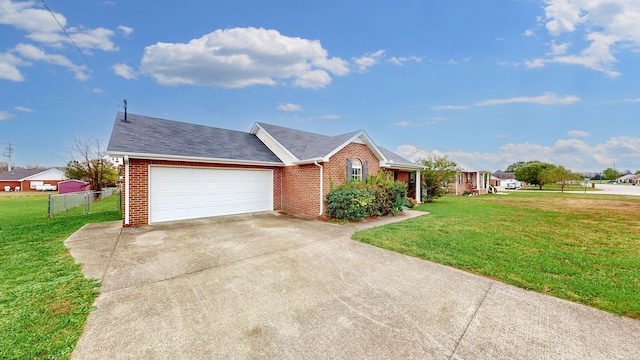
<box><xmin>149</xmin><ymin>167</ymin><xmax>273</xmax><ymax>223</ymax></box>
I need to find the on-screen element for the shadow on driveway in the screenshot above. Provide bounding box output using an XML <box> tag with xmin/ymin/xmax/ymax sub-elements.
<box><xmin>66</xmin><ymin>211</ymin><xmax>640</xmax><ymax>359</ymax></box>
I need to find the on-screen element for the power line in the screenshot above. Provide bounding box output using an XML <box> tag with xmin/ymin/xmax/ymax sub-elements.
<box><xmin>40</xmin><ymin>0</ymin><xmax>123</xmax><ymax>107</ymax></box>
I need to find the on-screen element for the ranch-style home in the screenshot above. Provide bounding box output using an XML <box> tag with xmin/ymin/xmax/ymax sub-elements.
<box><xmin>0</xmin><ymin>168</ymin><xmax>66</xmax><ymax>192</ymax></box>
<box><xmin>107</xmin><ymin>113</ymin><xmax>424</xmax><ymax>227</ymax></box>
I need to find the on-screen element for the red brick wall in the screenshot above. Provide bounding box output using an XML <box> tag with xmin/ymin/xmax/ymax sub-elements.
<box><xmin>278</xmin><ymin>143</ymin><xmax>383</xmax><ymax>218</ymax></box>
<box><xmin>124</xmin><ymin>159</ymin><xmax>283</xmax><ymax>227</ymax></box>
<box><xmin>281</xmin><ymin>164</ymin><xmax>321</xmax><ymax>217</ymax></box>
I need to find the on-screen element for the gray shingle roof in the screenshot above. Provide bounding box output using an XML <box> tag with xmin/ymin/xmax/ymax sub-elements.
<box><xmin>107</xmin><ymin>113</ymin><xmax>282</xmax><ymax>164</ymax></box>
<box><xmin>256</xmin><ymin>122</ymin><xmax>360</xmax><ymax>160</ymax></box>
<box><xmin>379</xmin><ymin>146</ymin><xmax>421</xmax><ymax>168</ymax></box>
<box><xmin>0</xmin><ymin>168</ymin><xmax>51</xmax><ymax>181</ymax></box>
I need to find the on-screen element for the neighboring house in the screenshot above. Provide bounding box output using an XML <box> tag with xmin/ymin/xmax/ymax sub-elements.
<box><xmin>58</xmin><ymin>179</ymin><xmax>89</xmax><ymax>194</ymax></box>
<box><xmin>617</xmin><ymin>174</ymin><xmax>640</xmax><ymax>183</ymax></box>
<box><xmin>455</xmin><ymin>166</ymin><xmax>492</xmax><ymax>195</ymax></box>
<box><xmin>107</xmin><ymin>113</ymin><xmax>424</xmax><ymax>227</ymax></box>
<box><xmin>0</xmin><ymin>168</ymin><xmax>66</xmax><ymax>191</ymax></box>
<box><xmin>493</xmin><ymin>170</ymin><xmax>521</xmax><ymax>189</ymax></box>
<box><xmin>405</xmin><ymin>147</ymin><xmax>492</xmax><ymax>196</ymax></box>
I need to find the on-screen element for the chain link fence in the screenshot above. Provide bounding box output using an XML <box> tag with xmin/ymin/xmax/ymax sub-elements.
<box><xmin>48</xmin><ymin>188</ymin><xmax>120</xmax><ymax>217</ymax></box>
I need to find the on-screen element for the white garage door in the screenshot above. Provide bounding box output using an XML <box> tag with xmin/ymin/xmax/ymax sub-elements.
<box><xmin>149</xmin><ymin>166</ymin><xmax>273</xmax><ymax>223</ymax></box>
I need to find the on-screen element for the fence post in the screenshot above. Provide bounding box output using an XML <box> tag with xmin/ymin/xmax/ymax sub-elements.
<box><xmin>48</xmin><ymin>194</ymin><xmax>53</xmax><ymax>217</ymax></box>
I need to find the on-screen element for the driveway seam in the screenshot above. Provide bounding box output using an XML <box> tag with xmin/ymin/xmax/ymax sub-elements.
<box><xmin>448</xmin><ymin>281</ymin><xmax>495</xmax><ymax>360</ymax></box>
<box><xmin>100</xmin><ymin>227</ymin><xmax>124</xmax><ymax>284</ymax></box>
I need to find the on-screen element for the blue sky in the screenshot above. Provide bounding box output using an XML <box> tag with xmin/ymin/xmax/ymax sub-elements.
<box><xmin>1</xmin><ymin>0</ymin><xmax>639</xmax><ymax>173</ymax></box>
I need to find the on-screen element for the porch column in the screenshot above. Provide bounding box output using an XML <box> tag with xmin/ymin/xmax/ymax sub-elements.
<box><xmin>477</xmin><ymin>171</ymin><xmax>481</xmax><ymax>191</ymax></box>
<box><xmin>415</xmin><ymin>170</ymin><xmax>421</xmax><ymax>204</ymax></box>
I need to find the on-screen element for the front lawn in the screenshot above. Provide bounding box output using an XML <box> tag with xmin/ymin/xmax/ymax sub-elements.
<box><xmin>0</xmin><ymin>194</ymin><xmax>121</xmax><ymax>359</ymax></box>
<box><xmin>353</xmin><ymin>193</ymin><xmax>640</xmax><ymax>318</ymax></box>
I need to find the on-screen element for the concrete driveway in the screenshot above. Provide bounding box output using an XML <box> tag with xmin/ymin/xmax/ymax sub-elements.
<box><xmin>65</xmin><ymin>212</ymin><xmax>640</xmax><ymax>359</ymax></box>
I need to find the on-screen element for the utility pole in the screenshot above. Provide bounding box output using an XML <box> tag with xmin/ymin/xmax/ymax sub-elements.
<box><xmin>3</xmin><ymin>143</ymin><xmax>14</xmax><ymax>171</ymax></box>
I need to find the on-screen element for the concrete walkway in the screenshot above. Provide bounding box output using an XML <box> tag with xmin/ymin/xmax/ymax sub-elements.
<box><xmin>65</xmin><ymin>211</ymin><xmax>640</xmax><ymax>359</ymax></box>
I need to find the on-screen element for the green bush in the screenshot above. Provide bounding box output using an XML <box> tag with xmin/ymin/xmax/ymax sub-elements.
<box><xmin>325</xmin><ymin>171</ymin><xmax>408</xmax><ymax>221</ymax></box>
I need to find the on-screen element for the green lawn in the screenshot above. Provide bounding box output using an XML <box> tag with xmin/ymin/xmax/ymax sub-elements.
<box><xmin>353</xmin><ymin>193</ymin><xmax>640</xmax><ymax>318</ymax></box>
<box><xmin>518</xmin><ymin>183</ymin><xmax>600</xmax><ymax>191</ymax></box>
<box><xmin>0</xmin><ymin>194</ymin><xmax>121</xmax><ymax>359</ymax></box>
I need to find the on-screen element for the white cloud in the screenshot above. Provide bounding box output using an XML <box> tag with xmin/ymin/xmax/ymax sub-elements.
<box><xmin>388</xmin><ymin>56</ymin><xmax>422</xmax><ymax>66</ymax></box>
<box><xmin>13</xmin><ymin>43</ymin><xmax>89</xmax><ymax>80</ymax></box>
<box><xmin>474</xmin><ymin>92</ymin><xmax>580</xmax><ymax>106</ymax></box>
<box><xmin>432</xmin><ymin>105</ymin><xmax>469</xmax><ymax>110</ymax></box>
<box><xmin>611</xmin><ymin>97</ymin><xmax>640</xmax><ymax>103</ymax></box>
<box><xmin>0</xmin><ymin>110</ymin><xmax>14</xmax><ymax>121</ymax></box>
<box><xmin>0</xmin><ymin>0</ymin><xmax>120</xmax><ymax>51</ymax></box>
<box><xmin>568</xmin><ymin>130</ymin><xmax>590</xmax><ymax>137</ymax></box>
<box><xmin>140</xmin><ymin>27</ymin><xmax>349</xmax><ymax>89</ymax></box>
<box><xmin>309</xmin><ymin>114</ymin><xmax>341</xmax><ymax>120</ymax></box>
<box><xmin>112</xmin><ymin>63</ymin><xmax>136</xmax><ymax>79</ymax></box>
<box><xmin>393</xmin><ymin>121</ymin><xmax>424</xmax><ymax>127</ymax></box>
<box><xmin>352</xmin><ymin>50</ymin><xmax>385</xmax><ymax>72</ymax></box>
<box><xmin>528</xmin><ymin>0</ymin><xmax>640</xmax><ymax>77</ymax></box>
<box><xmin>91</xmin><ymin>87</ymin><xmax>103</xmax><ymax>93</ymax></box>
<box><xmin>117</xmin><ymin>25</ymin><xmax>134</xmax><ymax>36</ymax></box>
<box><xmin>397</xmin><ymin>136</ymin><xmax>640</xmax><ymax>172</ymax></box>
<box><xmin>278</xmin><ymin>103</ymin><xmax>302</xmax><ymax>112</ymax></box>
<box><xmin>0</xmin><ymin>52</ymin><xmax>25</xmax><ymax>81</ymax></box>
<box><xmin>524</xmin><ymin>29</ymin><xmax>535</xmax><ymax>36</ymax></box>
<box><xmin>14</xmin><ymin>105</ymin><xmax>33</xmax><ymax>112</ymax></box>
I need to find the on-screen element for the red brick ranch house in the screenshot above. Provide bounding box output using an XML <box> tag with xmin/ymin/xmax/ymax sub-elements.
<box><xmin>107</xmin><ymin>113</ymin><xmax>424</xmax><ymax>227</ymax></box>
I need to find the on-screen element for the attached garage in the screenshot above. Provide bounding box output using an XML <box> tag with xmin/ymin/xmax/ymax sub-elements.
<box><xmin>149</xmin><ymin>166</ymin><xmax>273</xmax><ymax>223</ymax></box>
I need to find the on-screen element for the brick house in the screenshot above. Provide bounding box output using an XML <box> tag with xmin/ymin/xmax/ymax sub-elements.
<box><xmin>0</xmin><ymin>168</ymin><xmax>65</xmax><ymax>192</ymax></box>
<box><xmin>107</xmin><ymin>113</ymin><xmax>423</xmax><ymax>227</ymax></box>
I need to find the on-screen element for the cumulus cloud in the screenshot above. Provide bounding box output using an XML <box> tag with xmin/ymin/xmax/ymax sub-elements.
<box><xmin>13</xmin><ymin>43</ymin><xmax>89</xmax><ymax>80</ymax></box>
<box><xmin>140</xmin><ymin>27</ymin><xmax>349</xmax><ymax>89</ymax></box>
<box><xmin>117</xmin><ymin>25</ymin><xmax>134</xmax><ymax>36</ymax></box>
<box><xmin>568</xmin><ymin>130</ymin><xmax>590</xmax><ymax>137</ymax></box>
<box><xmin>352</xmin><ymin>50</ymin><xmax>385</xmax><ymax>72</ymax></box>
<box><xmin>0</xmin><ymin>0</ymin><xmax>120</xmax><ymax>51</ymax></box>
<box><xmin>112</xmin><ymin>63</ymin><xmax>136</xmax><ymax>79</ymax></box>
<box><xmin>527</xmin><ymin>0</ymin><xmax>640</xmax><ymax>77</ymax></box>
<box><xmin>278</xmin><ymin>103</ymin><xmax>302</xmax><ymax>112</ymax></box>
<box><xmin>474</xmin><ymin>92</ymin><xmax>580</xmax><ymax>106</ymax></box>
<box><xmin>0</xmin><ymin>110</ymin><xmax>14</xmax><ymax>121</ymax></box>
<box><xmin>14</xmin><ymin>105</ymin><xmax>33</xmax><ymax>112</ymax></box>
<box><xmin>396</xmin><ymin>136</ymin><xmax>640</xmax><ymax>172</ymax></box>
<box><xmin>0</xmin><ymin>52</ymin><xmax>24</xmax><ymax>81</ymax></box>
<box><xmin>393</xmin><ymin>121</ymin><xmax>424</xmax><ymax>127</ymax></box>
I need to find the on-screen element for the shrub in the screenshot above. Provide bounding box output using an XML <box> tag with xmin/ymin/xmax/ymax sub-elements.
<box><xmin>326</xmin><ymin>171</ymin><xmax>408</xmax><ymax>221</ymax></box>
<box><xmin>325</xmin><ymin>182</ymin><xmax>374</xmax><ymax>221</ymax></box>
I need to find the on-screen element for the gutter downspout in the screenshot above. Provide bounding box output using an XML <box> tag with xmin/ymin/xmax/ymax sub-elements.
<box><xmin>124</xmin><ymin>155</ymin><xmax>130</xmax><ymax>226</ymax></box>
<box><xmin>314</xmin><ymin>161</ymin><xmax>323</xmax><ymax>216</ymax></box>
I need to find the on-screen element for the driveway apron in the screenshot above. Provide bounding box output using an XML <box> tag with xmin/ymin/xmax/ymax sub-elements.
<box><xmin>65</xmin><ymin>211</ymin><xmax>640</xmax><ymax>359</ymax></box>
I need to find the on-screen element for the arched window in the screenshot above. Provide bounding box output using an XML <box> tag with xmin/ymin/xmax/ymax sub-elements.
<box><xmin>352</xmin><ymin>159</ymin><xmax>362</xmax><ymax>181</ymax></box>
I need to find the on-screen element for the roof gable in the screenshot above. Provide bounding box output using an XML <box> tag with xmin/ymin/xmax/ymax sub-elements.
<box><xmin>253</xmin><ymin>122</ymin><xmax>394</xmax><ymax>164</ymax></box>
<box><xmin>107</xmin><ymin>113</ymin><xmax>283</xmax><ymax>165</ymax></box>
<box><xmin>0</xmin><ymin>168</ymin><xmax>64</xmax><ymax>181</ymax></box>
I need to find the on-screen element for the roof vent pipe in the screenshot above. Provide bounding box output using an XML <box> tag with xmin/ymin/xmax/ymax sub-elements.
<box><xmin>123</xmin><ymin>99</ymin><xmax>128</xmax><ymax>122</ymax></box>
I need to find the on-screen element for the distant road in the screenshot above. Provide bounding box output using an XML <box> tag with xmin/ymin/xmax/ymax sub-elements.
<box><xmin>593</xmin><ymin>183</ymin><xmax>640</xmax><ymax>196</ymax></box>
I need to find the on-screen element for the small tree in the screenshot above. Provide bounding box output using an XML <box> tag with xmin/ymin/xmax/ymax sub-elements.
<box><xmin>540</xmin><ymin>166</ymin><xmax>579</xmax><ymax>192</ymax></box>
<box><xmin>514</xmin><ymin>161</ymin><xmax>556</xmax><ymax>190</ymax></box>
<box><xmin>420</xmin><ymin>155</ymin><xmax>459</xmax><ymax>202</ymax></box>
<box><xmin>603</xmin><ymin>167</ymin><xmax>621</xmax><ymax>181</ymax></box>
<box><xmin>65</xmin><ymin>138</ymin><xmax>118</xmax><ymax>191</ymax></box>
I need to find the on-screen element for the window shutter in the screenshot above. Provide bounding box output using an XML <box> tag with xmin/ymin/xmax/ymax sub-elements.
<box><xmin>346</xmin><ymin>159</ymin><xmax>353</xmax><ymax>182</ymax></box>
<box><xmin>363</xmin><ymin>160</ymin><xmax>368</xmax><ymax>182</ymax></box>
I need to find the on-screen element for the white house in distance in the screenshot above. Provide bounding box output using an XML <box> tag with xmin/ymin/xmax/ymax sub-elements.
<box><xmin>0</xmin><ymin>168</ymin><xmax>66</xmax><ymax>191</ymax></box>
